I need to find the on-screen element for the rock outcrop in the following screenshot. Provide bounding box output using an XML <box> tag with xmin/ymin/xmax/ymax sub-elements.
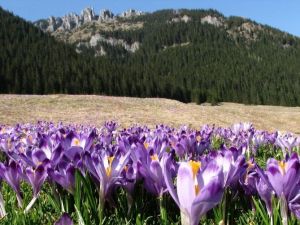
<box><xmin>227</xmin><ymin>22</ymin><xmax>263</xmax><ymax>42</ymax></box>
<box><xmin>120</xmin><ymin>9</ymin><xmax>144</xmax><ymax>18</ymax></box>
<box><xmin>171</xmin><ymin>15</ymin><xmax>192</xmax><ymax>23</ymax></box>
<box><xmin>89</xmin><ymin>33</ymin><xmax>140</xmax><ymax>52</ymax></box>
<box><xmin>61</xmin><ymin>13</ymin><xmax>81</xmax><ymax>30</ymax></box>
<box><xmin>98</xmin><ymin>9</ymin><xmax>114</xmax><ymax>22</ymax></box>
<box><xmin>34</xmin><ymin>7</ymin><xmax>144</xmax><ymax>32</ymax></box>
<box><xmin>201</xmin><ymin>15</ymin><xmax>224</xmax><ymax>27</ymax></box>
<box><xmin>82</xmin><ymin>7</ymin><xmax>96</xmax><ymax>23</ymax></box>
<box><xmin>47</xmin><ymin>16</ymin><xmax>62</xmax><ymax>32</ymax></box>
<box><xmin>76</xmin><ymin>33</ymin><xmax>140</xmax><ymax>56</ymax></box>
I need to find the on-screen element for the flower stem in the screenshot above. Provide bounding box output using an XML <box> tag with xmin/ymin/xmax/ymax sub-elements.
<box><xmin>159</xmin><ymin>195</ymin><xmax>167</xmax><ymax>225</ymax></box>
<box><xmin>98</xmin><ymin>185</ymin><xmax>105</xmax><ymax>225</ymax></box>
<box><xmin>0</xmin><ymin>191</ymin><xmax>6</xmax><ymax>218</ymax></box>
<box><xmin>223</xmin><ymin>189</ymin><xmax>230</xmax><ymax>225</ymax></box>
<box><xmin>279</xmin><ymin>195</ymin><xmax>288</xmax><ymax>225</ymax></box>
<box><xmin>24</xmin><ymin>195</ymin><xmax>38</xmax><ymax>213</ymax></box>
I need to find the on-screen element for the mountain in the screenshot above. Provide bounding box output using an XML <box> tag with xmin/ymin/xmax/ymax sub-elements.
<box><xmin>1</xmin><ymin>7</ymin><xmax>300</xmax><ymax>106</ymax></box>
<box><xmin>34</xmin><ymin>7</ymin><xmax>145</xmax><ymax>55</ymax></box>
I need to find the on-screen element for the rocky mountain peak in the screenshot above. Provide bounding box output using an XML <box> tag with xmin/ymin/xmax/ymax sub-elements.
<box><xmin>99</xmin><ymin>9</ymin><xmax>114</xmax><ymax>22</ymax></box>
<box><xmin>61</xmin><ymin>13</ymin><xmax>81</xmax><ymax>30</ymax></box>
<box><xmin>81</xmin><ymin>7</ymin><xmax>96</xmax><ymax>23</ymax></box>
<box><xmin>34</xmin><ymin>7</ymin><xmax>145</xmax><ymax>33</ymax></box>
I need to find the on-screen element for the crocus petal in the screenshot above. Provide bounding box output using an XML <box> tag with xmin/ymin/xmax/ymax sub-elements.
<box><xmin>215</xmin><ymin>152</ymin><xmax>232</xmax><ymax>186</ymax></box>
<box><xmin>191</xmin><ymin>175</ymin><xmax>224</xmax><ymax>225</ymax></box>
<box><xmin>256</xmin><ymin>178</ymin><xmax>272</xmax><ymax>216</ymax></box>
<box><xmin>266</xmin><ymin>165</ymin><xmax>283</xmax><ymax>197</ymax></box>
<box><xmin>0</xmin><ymin>161</ymin><xmax>23</xmax><ymax>207</ymax></box>
<box><xmin>149</xmin><ymin>160</ymin><xmax>164</xmax><ymax>187</ymax></box>
<box><xmin>177</xmin><ymin>162</ymin><xmax>195</xmax><ymax>218</ymax></box>
<box><xmin>162</xmin><ymin>153</ymin><xmax>179</xmax><ymax>206</ymax></box>
<box><xmin>289</xmin><ymin>186</ymin><xmax>300</xmax><ymax>219</ymax></box>
<box><xmin>25</xmin><ymin>164</ymin><xmax>47</xmax><ymax>196</ymax></box>
<box><xmin>284</xmin><ymin>159</ymin><xmax>300</xmax><ymax>198</ymax></box>
<box><xmin>198</xmin><ymin>160</ymin><xmax>222</xmax><ymax>187</ymax></box>
<box><xmin>51</xmin><ymin>144</ymin><xmax>63</xmax><ymax>166</ymax></box>
<box><xmin>83</xmin><ymin>152</ymin><xmax>98</xmax><ymax>180</ymax></box>
<box><xmin>84</xmin><ymin>129</ymin><xmax>96</xmax><ymax>151</ymax></box>
<box><xmin>64</xmin><ymin>146</ymin><xmax>82</xmax><ymax>161</ymax></box>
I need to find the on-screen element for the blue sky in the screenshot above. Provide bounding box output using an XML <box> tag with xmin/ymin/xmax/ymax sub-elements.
<box><xmin>0</xmin><ymin>0</ymin><xmax>299</xmax><ymax>36</ymax></box>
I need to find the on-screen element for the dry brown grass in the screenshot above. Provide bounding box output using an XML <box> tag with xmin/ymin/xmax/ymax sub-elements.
<box><xmin>0</xmin><ymin>95</ymin><xmax>299</xmax><ymax>134</ymax></box>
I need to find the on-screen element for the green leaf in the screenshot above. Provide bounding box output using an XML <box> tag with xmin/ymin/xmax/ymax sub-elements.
<box><xmin>75</xmin><ymin>205</ymin><xmax>86</xmax><ymax>225</ymax></box>
<box><xmin>136</xmin><ymin>214</ymin><xmax>142</xmax><ymax>225</ymax></box>
<box><xmin>252</xmin><ymin>197</ymin><xmax>269</xmax><ymax>225</ymax></box>
<box><xmin>74</xmin><ymin>170</ymin><xmax>82</xmax><ymax>209</ymax></box>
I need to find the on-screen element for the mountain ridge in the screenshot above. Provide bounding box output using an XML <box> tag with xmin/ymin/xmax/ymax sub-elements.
<box><xmin>0</xmin><ymin>7</ymin><xmax>300</xmax><ymax>106</ymax></box>
<box><xmin>33</xmin><ymin>7</ymin><xmax>299</xmax><ymax>57</ymax></box>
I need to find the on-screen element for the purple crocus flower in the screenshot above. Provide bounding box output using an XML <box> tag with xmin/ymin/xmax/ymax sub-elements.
<box><xmin>104</xmin><ymin>121</ymin><xmax>118</xmax><ymax>133</ymax></box>
<box><xmin>25</xmin><ymin>164</ymin><xmax>48</xmax><ymax>196</ymax></box>
<box><xmin>163</xmin><ymin>154</ymin><xmax>224</xmax><ymax>225</ymax></box>
<box><xmin>239</xmin><ymin>158</ymin><xmax>259</xmax><ymax>197</ymax></box>
<box><xmin>276</xmin><ymin>134</ymin><xmax>299</xmax><ymax>156</ymax></box>
<box><xmin>132</xmin><ymin>147</ymin><xmax>166</xmax><ymax>197</ymax></box>
<box><xmin>264</xmin><ymin>154</ymin><xmax>300</xmax><ymax>224</ymax></box>
<box><xmin>266</xmin><ymin>155</ymin><xmax>300</xmax><ymax>199</ymax></box>
<box><xmin>62</xmin><ymin>129</ymin><xmax>96</xmax><ymax>161</ymax></box>
<box><xmin>215</xmin><ymin>150</ymin><xmax>247</xmax><ymax>188</ymax></box>
<box><xmin>24</xmin><ymin>162</ymin><xmax>49</xmax><ymax>213</ymax></box>
<box><xmin>84</xmin><ymin>149</ymin><xmax>131</xmax><ymax>204</ymax></box>
<box><xmin>288</xmin><ymin>184</ymin><xmax>300</xmax><ymax>219</ymax></box>
<box><xmin>0</xmin><ymin>161</ymin><xmax>23</xmax><ymax>207</ymax></box>
<box><xmin>55</xmin><ymin>213</ymin><xmax>73</xmax><ymax>225</ymax></box>
<box><xmin>48</xmin><ymin>162</ymin><xmax>76</xmax><ymax>194</ymax></box>
<box><xmin>255</xmin><ymin>165</ymin><xmax>273</xmax><ymax>219</ymax></box>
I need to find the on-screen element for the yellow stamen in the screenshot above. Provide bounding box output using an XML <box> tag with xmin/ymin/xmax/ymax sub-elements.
<box><xmin>244</xmin><ymin>161</ymin><xmax>255</xmax><ymax>183</ymax></box>
<box><xmin>73</xmin><ymin>138</ymin><xmax>80</xmax><ymax>146</ymax></box>
<box><xmin>106</xmin><ymin>167</ymin><xmax>112</xmax><ymax>177</ymax></box>
<box><xmin>279</xmin><ymin>161</ymin><xmax>286</xmax><ymax>174</ymax></box>
<box><xmin>195</xmin><ymin>185</ymin><xmax>200</xmax><ymax>195</ymax></box>
<box><xmin>106</xmin><ymin>156</ymin><xmax>115</xmax><ymax>177</ymax></box>
<box><xmin>144</xmin><ymin>142</ymin><xmax>149</xmax><ymax>150</ymax></box>
<box><xmin>188</xmin><ymin>161</ymin><xmax>201</xmax><ymax>195</ymax></box>
<box><xmin>151</xmin><ymin>154</ymin><xmax>158</xmax><ymax>161</ymax></box>
<box><xmin>108</xmin><ymin>156</ymin><xmax>115</xmax><ymax>165</ymax></box>
<box><xmin>247</xmin><ymin>161</ymin><xmax>255</xmax><ymax>171</ymax></box>
<box><xmin>189</xmin><ymin>160</ymin><xmax>201</xmax><ymax>179</ymax></box>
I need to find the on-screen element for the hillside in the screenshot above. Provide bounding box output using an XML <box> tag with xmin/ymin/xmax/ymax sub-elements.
<box><xmin>0</xmin><ymin>95</ymin><xmax>299</xmax><ymax>134</ymax></box>
<box><xmin>1</xmin><ymin>7</ymin><xmax>300</xmax><ymax>106</ymax></box>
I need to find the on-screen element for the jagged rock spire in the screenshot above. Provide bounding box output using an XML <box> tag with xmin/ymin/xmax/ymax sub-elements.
<box><xmin>34</xmin><ymin>7</ymin><xmax>145</xmax><ymax>32</ymax></box>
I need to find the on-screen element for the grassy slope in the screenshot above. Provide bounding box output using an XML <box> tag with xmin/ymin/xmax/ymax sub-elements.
<box><xmin>0</xmin><ymin>94</ymin><xmax>299</xmax><ymax>134</ymax></box>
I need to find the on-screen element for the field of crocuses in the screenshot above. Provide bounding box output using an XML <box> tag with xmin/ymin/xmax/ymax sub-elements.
<box><xmin>0</xmin><ymin>121</ymin><xmax>300</xmax><ymax>225</ymax></box>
